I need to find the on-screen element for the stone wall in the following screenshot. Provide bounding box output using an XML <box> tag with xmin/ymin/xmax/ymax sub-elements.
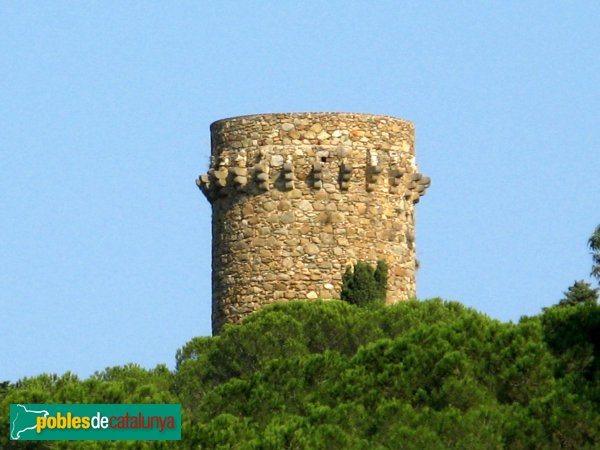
<box><xmin>197</xmin><ymin>112</ymin><xmax>430</xmax><ymax>333</ymax></box>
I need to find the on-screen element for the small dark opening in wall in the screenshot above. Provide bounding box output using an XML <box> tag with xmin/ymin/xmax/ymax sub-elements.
<box><xmin>321</xmin><ymin>156</ymin><xmax>328</xmax><ymax>163</ymax></box>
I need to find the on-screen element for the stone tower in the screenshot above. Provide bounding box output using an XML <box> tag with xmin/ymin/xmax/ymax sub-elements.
<box><xmin>197</xmin><ymin>112</ymin><xmax>430</xmax><ymax>333</ymax></box>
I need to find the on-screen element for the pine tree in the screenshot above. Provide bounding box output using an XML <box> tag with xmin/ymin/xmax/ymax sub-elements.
<box><xmin>558</xmin><ymin>280</ymin><xmax>599</xmax><ymax>307</ymax></box>
<box><xmin>589</xmin><ymin>225</ymin><xmax>600</xmax><ymax>285</ymax></box>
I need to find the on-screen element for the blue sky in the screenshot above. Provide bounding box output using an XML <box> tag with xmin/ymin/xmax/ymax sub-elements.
<box><xmin>2</xmin><ymin>2</ymin><xmax>599</xmax><ymax>382</ymax></box>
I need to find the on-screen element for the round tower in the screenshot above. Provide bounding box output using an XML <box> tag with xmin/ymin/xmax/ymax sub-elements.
<box><xmin>197</xmin><ymin>112</ymin><xmax>430</xmax><ymax>333</ymax></box>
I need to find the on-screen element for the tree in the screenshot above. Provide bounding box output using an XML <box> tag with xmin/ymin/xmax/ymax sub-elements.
<box><xmin>341</xmin><ymin>260</ymin><xmax>387</xmax><ymax>306</ymax></box>
<box><xmin>590</xmin><ymin>225</ymin><xmax>600</xmax><ymax>284</ymax></box>
<box><xmin>374</xmin><ymin>260</ymin><xmax>389</xmax><ymax>302</ymax></box>
<box><xmin>557</xmin><ymin>280</ymin><xmax>599</xmax><ymax>307</ymax></box>
<box><xmin>542</xmin><ymin>300</ymin><xmax>600</xmax><ymax>381</ymax></box>
<box><xmin>5</xmin><ymin>300</ymin><xmax>600</xmax><ymax>448</ymax></box>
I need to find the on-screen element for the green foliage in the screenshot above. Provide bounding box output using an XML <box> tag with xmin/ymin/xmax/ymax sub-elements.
<box><xmin>0</xmin><ymin>365</ymin><xmax>177</xmax><ymax>450</ymax></box>
<box><xmin>3</xmin><ymin>299</ymin><xmax>600</xmax><ymax>448</ymax></box>
<box><xmin>590</xmin><ymin>224</ymin><xmax>600</xmax><ymax>284</ymax></box>
<box><xmin>542</xmin><ymin>301</ymin><xmax>600</xmax><ymax>380</ymax></box>
<box><xmin>341</xmin><ymin>260</ymin><xmax>388</xmax><ymax>306</ymax></box>
<box><xmin>374</xmin><ymin>260</ymin><xmax>388</xmax><ymax>301</ymax></box>
<box><xmin>558</xmin><ymin>280</ymin><xmax>599</xmax><ymax>307</ymax></box>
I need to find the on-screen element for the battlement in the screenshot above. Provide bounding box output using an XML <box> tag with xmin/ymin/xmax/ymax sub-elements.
<box><xmin>196</xmin><ymin>113</ymin><xmax>430</xmax><ymax>333</ymax></box>
<box><xmin>197</xmin><ymin>113</ymin><xmax>430</xmax><ymax>202</ymax></box>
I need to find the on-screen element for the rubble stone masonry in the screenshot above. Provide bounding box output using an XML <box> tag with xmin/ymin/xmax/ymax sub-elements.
<box><xmin>197</xmin><ymin>112</ymin><xmax>430</xmax><ymax>333</ymax></box>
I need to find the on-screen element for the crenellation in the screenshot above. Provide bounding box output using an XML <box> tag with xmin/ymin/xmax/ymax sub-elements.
<box><xmin>197</xmin><ymin>112</ymin><xmax>430</xmax><ymax>333</ymax></box>
<box><xmin>339</xmin><ymin>163</ymin><xmax>353</xmax><ymax>190</ymax></box>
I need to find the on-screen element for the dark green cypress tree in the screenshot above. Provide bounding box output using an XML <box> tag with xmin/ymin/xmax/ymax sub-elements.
<box><xmin>341</xmin><ymin>264</ymin><xmax>355</xmax><ymax>303</ymax></box>
<box><xmin>374</xmin><ymin>260</ymin><xmax>388</xmax><ymax>302</ymax></box>
<box><xmin>341</xmin><ymin>260</ymin><xmax>388</xmax><ymax>306</ymax></box>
